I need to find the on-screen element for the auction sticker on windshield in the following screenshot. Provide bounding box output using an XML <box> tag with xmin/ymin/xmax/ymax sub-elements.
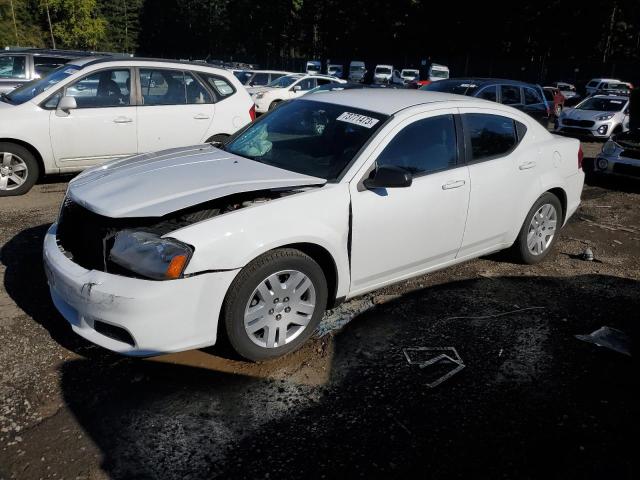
<box><xmin>337</xmin><ymin>112</ymin><xmax>380</xmax><ymax>128</ymax></box>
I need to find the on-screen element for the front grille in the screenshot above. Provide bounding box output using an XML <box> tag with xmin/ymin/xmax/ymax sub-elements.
<box><xmin>563</xmin><ymin>119</ymin><xmax>595</xmax><ymax>128</ymax></box>
<box><xmin>613</xmin><ymin>163</ymin><xmax>640</xmax><ymax>177</ymax></box>
<box><xmin>56</xmin><ymin>199</ymin><xmax>150</xmax><ymax>272</ymax></box>
<box><xmin>560</xmin><ymin>127</ymin><xmax>592</xmax><ymax>136</ymax></box>
<box><xmin>621</xmin><ymin>149</ymin><xmax>640</xmax><ymax>161</ymax></box>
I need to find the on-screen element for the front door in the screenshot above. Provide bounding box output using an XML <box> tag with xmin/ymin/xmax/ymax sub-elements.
<box><xmin>136</xmin><ymin>68</ymin><xmax>216</xmax><ymax>152</ymax></box>
<box><xmin>49</xmin><ymin>67</ymin><xmax>137</xmax><ymax>166</ymax></box>
<box><xmin>349</xmin><ymin>110</ymin><xmax>470</xmax><ymax>295</ymax></box>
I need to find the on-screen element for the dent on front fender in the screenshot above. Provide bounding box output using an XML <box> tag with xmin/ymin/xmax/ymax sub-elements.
<box><xmin>170</xmin><ymin>184</ymin><xmax>352</xmax><ymax>297</ymax></box>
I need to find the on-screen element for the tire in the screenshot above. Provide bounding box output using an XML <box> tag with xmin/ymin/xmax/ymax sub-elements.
<box><xmin>0</xmin><ymin>142</ymin><xmax>39</xmax><ymax>197</ymax></box>
<box><xmin>512</xmin><ymin>192</ymin><xmax>563</xmax><ymax>265</ymax></box>
<box><xmin>223</xmin><ymin>248</ymin><xmax>328</xmax><ymax>362</ymax></box>
<box><xmin>268</xmin><ymin>100</ymin><xmax>281</xmax><ymax>111</ymax></box>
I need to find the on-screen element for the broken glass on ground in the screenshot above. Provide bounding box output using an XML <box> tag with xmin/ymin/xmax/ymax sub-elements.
<box><xmin>575</xmin><ymin>326</ymin><xmax>631</xmax><ymax>357</ymax></box>
<box><xmin>403</xmin><ymin>347</ymin><xmax>466</xmax><ymax>388</ymax></box>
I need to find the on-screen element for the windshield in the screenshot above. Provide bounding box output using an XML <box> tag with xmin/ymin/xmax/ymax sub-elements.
<box><xmin>402</xmin><ymin>70</ymin><xmax>418</xmax><ymax>77</ymax></box>
<box><xmin>350</xmin><ymin>65</ymin><xmax>365</xmax><ymax>72</ymax></box>
<box><xmin>307</xmin><ymin>64</ymin><xmax>320</xmax><ymax>72</ymax></box>
<box><xmin>4</xmin><ymin>64</ymin><xmax>81</xmax><ymax>105</ymax></box>
<box><xmin>267</xmin><ymin>75</ymin><xmax>300</xmax><ymax>88</ymax></box>
<box><xmin>421</xmin><ymin>80</ymin><xmax>478</xmax><ymax>95</ymax></box>
<box><xmin>234</xmin><ymin>71</ymin><xmax>253</xmax><ymax>84</ymax></box>
<box><xmin>225</xmin><ymin>100</ymin><xmax>388</xmax><ymax>181</ymax></box>
<box><xmin>430</xmin><ymin>69</ymin><xmax>449</xmax><ymax>79</ymax></box>
<box><xmin>576</xmin><ymin>97</ymin><xmax>626</xmax><ymax>112</ymax></box>
<box><xmin>602</xmin><ymin>83</ymin><xmax>629</xmax><ymax>92</ymax></box>
<box><xmin>375</xmin><ymin>67</ymin><xmax>391</xmax><ymax>75</ymax></box>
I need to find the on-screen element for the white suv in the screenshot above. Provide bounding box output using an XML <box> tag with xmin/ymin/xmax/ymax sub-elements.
<box><xmin>251</xmin><ymin>74</ymin><xmax>344</xmax><ymax>113</ymax></box>
<box><xmin>0</xmin><ymin>57</ymin><xmax>254</xmax><ymax>196</ymax></box>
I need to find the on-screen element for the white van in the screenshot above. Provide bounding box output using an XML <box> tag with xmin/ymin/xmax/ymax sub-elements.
<box><xmin>373</xmin><ymin>64</ymin><xmax>393</xmax><ymax>84</ymax></box>
<box><xmin>428</xmin><ymin>63</ymin><xmax>449</xmax><ymax>81</ymax></box>
<box><xmin>306</xmin><ymin>60</ymin><xmax>321</xmax><ymax>74</ymax></box>
<box><xmin>348</xmin><ymin>61</ymin><xmax>366</xmax><ymax>82</ymax></box>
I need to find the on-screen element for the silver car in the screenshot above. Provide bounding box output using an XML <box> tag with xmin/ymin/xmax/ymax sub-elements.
<box><xmin>593</xmin><ymin>132</ymin><xmax>640</xmax><ymax>178</ymax></box>
<box><xmin>555</xmin><ymin>95</ymin><xmax>630</xmax><ymax>139</ymax></box>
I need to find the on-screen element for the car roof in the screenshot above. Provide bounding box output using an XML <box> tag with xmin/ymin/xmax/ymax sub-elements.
<box><xmin>591</xmin><ymin>95</ymin><xmax>629</xmax><ymax>101</ymax></box>
<box><xmin>67</xmin><ymin>56</ymin><xmax>231</xmax><ymax>71</ymax></box>
<box><xmin>590</xmin><ymin>78</ymin><xmax>620</xmax><ymax>82</ymax></box>
<box><xmin>303</xmin><ymin>89</ymin><xmax>482</xmax><ymax>115</ymax></box>
<box><xmin>0</xmin><ymin>48</ymin><xmax>111</xmax><ymax>58</ymax></box>
<box><xmin>437</xmin><ymin>77</ymin><xmax>540</xmax><ymax>88</ymax></box>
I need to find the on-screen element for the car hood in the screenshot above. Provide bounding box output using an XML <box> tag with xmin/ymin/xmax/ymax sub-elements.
<box><xmin>67</xmin><ymin>145</ymin><xmax>326</xmax><ymax>218</ymax></box>
<box><xmin>563</xmin><ymin>108</ymin><xmax>619</xmax><ymax>120</ymax></box>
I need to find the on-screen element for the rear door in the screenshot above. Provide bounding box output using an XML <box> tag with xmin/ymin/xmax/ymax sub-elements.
<box><xmin>136</xmin><ymin>67</ymin><xmax>216</xmax><ymax>152</ymax></box>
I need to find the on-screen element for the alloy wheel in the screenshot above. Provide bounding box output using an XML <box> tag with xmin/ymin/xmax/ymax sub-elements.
<box><xmin>0</xmin><ymin>152</ymin><xmax>28</xmax><ymax>191</ymax></box>
<box><xmin>527</xmin><ymin>203</ymin><xmax>558</xmax><ymax>255</ymax></box>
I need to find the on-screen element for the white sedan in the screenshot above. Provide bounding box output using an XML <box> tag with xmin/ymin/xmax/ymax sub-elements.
<box><xmin>0</xmin><ymin>57</ymin><xmax>254</xmax><ymax>196</ymax></box>
<box><xmin>43</xmin><ymin>90</ymin><xmax>585</xmax><ymax>361</ymax></box>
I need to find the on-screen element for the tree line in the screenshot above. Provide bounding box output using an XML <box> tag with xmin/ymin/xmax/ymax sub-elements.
<box><xmin>1</xmin><ymin>0</ymin><xmax>638</xmax><ymax>75</ymax></box>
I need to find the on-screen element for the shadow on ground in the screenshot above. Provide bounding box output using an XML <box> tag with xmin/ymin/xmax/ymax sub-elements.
<box><xmin>51</xmin><ymin>274</ymin><xmax>635</xmax><ymax>480</ymax></box>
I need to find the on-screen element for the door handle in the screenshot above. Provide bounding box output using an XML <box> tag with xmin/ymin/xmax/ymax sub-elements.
<box><xmin>442</xmin><ymin>180</ymin><xmax>466</xmax><ymax>190</ymax></box>
<box><xmin>193</xmin><ymin>114</ymin><xmax>210</xmax><ymax>120</ymax></box>
<box><xmin>113</xmin><ymin>116</ymin><xmax>133</xmax><ymax>124</ymax></box>
<box><xmin>519</xmin><ymin>161</ymin><xmax>536</xmax><ymax>170</ymax></box>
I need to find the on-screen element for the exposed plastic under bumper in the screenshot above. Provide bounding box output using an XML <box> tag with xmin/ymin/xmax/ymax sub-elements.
<box><xmin>43</xmin><ymin>223</ymin><xmax>239</xmax><ymax>356</ymax></box>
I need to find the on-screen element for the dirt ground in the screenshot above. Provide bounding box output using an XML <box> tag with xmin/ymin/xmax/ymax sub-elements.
<box><xmin>0</xmin><ymin>142</ymin><xmax>636</xmax><ymax>480</ymax></box>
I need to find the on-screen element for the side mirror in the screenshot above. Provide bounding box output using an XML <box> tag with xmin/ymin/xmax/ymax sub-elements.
<box><xmin>56</xmin><ymin>96</ymin><xmax>77</xmax><ymax>115</ymax></box>
<box><xmin>292</xmin><ymin>85</ymin><xmax>302</xmax><ymax>92</ymax></box>
<box><xmin>363</xmin><ymin>165</ymin><xmax>413</xmax><ymax>189</ymax></box>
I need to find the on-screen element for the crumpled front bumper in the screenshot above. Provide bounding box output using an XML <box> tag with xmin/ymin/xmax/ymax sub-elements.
<box><xmin>43</xmin><ymin>223</ymin><xmax>239</xmax><ymax>356</ymax></box>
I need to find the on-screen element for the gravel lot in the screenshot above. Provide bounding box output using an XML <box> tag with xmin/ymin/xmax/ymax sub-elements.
<box><xmin>0</xmin><ymin>142</ymin><xmax>636</xmax><ymax>479</ymax></box>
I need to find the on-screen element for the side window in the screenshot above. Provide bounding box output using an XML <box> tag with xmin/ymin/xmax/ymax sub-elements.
<box><xmin>316</xmin><ymin>78</ymin><xmax>333</xmax><ymax>86</ymax></box>
<box><xmin>0</xmin><ymin>55</ymin><xmax>26</xmax><ymax>79</ymax></box>
<box><xmin>140</xmin><ymin>69</ymin><xmax>186</xmax><ymax>105</ymax></box>
<box><xmin>464</xmin><ymin>114</ymin><xmax>518</xmax><ymax>161</ymax></box>
<box><xmin>251</xmin><ymin>73</ymin><xmax>269</xmax><ymax>85</ymax></box>
<box><xmin>501</xmin><ymin>85</ymin><xmax>521</xmax><ymax>105</ymax></box>
<box><xmin>377</xmin><ymin>115</ymin><xmax>458</xmax><ymax>175</ymax></box>
<box><xmin>184</xmin><ymin>71</ymin><xmax>212</xmax><ymax>104</ymax></box>
<box><xmin>296</xmin><ymin>78</ymin><xmax>315</xmax><ymax>91</ymax></box>
<box><xmin>524</xmin><ymin>87</ymin><xmax>543</xmax><ymax>105</ymax></box>
<box><xmin>587</xmin><ymin>81</ymin><xmax>598</xmax><ymax>88</ymax></box>
<box><xmin>477</xmin><ymin>86</ymin><xmax>497</xmax><ymax>102</ymax></box>
<box><xmin>65</xmin><ymin>69</ymin><xmax>131</xmax><ymax>108</ymax></box>
<box><xmin>34</xmin><ymin>57</ymin><xmax>68</xmax><ymax>77</ymax></box>
<box><xmin>199</xmin><ymin>73</ymin><xmax>235</xmax><ymax>102</ymax></box>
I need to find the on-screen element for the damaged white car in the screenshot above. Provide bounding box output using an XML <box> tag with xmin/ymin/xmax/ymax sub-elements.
<box><xmin>44</xmin><ymin>90</ymin><xmax>585</xmax><ymax>361</ymax></box>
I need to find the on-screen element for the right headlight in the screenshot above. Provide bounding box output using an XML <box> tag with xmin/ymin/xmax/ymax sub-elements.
<box><xmin>602</xmin><ymin>140</ymin><xmax>619</xmax><ymax>155</ymax></box>
<box><xmin>109</xmin><ymin>230</ymin><xmax>193</xmax><ymax>280</ymax></box>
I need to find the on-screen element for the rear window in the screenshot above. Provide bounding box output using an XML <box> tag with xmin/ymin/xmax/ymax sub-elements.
<box><xmin>463</xmin><ymin>114</ymin><xmax>520</xmax><ymax>161</ymax></box>
<box><xmin>376</xmin><ymin>67</ymin><xmax>391</xmax><ymax>75</ymax></box>
<box><xmin>199</xmin><ymin>73</ymin><xmax>235</xmax><ymax>100</ymax></box>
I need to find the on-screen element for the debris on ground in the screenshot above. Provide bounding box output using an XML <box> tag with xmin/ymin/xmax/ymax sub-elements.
<box><xmin>575</xmin><ymin>326</ymin><xmax>632</xmax><ymax>357</ymax></box>
<box><xmin>316</xmin><ymin>298</ymin><xmax>375</xmax><ymax>337</ymax></box>
<box><xmin>403</xmin><ymin>347</ymin><xmax>466</xmax><ymax>388</ymax></box>
<box><xmin>444</xmin><ymin>306</ymin><xmax>544</xmax><ymax>321</ymax></box>
<box><xmin>581</xmin><ymin>248</ymin><xmax>594</xmax><ymax>261</ymax></box>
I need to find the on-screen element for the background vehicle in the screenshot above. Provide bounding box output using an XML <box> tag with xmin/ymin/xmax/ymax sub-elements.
<box><xmin>251</xmin><ymin>74</ymin><xmax>344</xmax><ymax>113</ymax></box>
<box><xmin>555</xmin><ymin>95</ymin><xmax>629</xmax><ymax>139</ymax></box>
<box><xmin>306</xmin><ymin>60</ymin><xmax>321</xmax><ymax>74</ymax></box>
<box><xmin>327</xmin><ymin>64</ymin><xmax>344</xmax><ymax>78</ymax></box>
<box><xmin>233</xmin><ymin>70</ymin><xmax>291</xmax><ymax>88</ymax></box>
<box><xmin>348</xmin><ymin>61</ymin><xmax>367</xmax><ymax>82</ymax></box>
<box><xmin>0</xmin><ymin>48</ymin><xmax>109</xmax><ymax>94</ymax></box>
<box><xmin>43</xmin><ymin>90</ymin><xmax>584</xmax><ymax>361</ymax></box>
<box><xmin>585</xmin><ymin>78</ymin><xmax>623</xmax><ymax>96</ymax></box>
<box><xmin>422</xmin><ymin>78</ymin><xmax>550</xmax><ymax>124</ymax></box>
<box><xmin>552</xmin><ymin>82</ymin><xmax>578</xmax><ymax>99</ymax></box>
<box><xmin>594</xmin><ymin>131</ymin><xmax>640</xmax><ymax>177</ymax></box>
<box><xmin>0</xmin><ymin>57</ymin><xmax>254</xmax><ymax>196</ymax></box>
<box><xmin>594</xmin><ymin>82</ymin><xmax>631</xmax><ymax>96</ymax></box>
<box><xmin>305</xmin><ymin>82</ymin><xmax>368</xmax><ymax>94</ymax></box>
<box><xmin>373</xmin><ymin>64</ymin><xmax>393</xmax><ymax>84</ymax></box>
<box><xmin>544</xmin><ymin>86</ymin><xmax>565</xmax><ymax>117</ymax></box>
<box><xmin>401</xmin><ymin>69</ymin><xmax>420</xmax><ymax>83</ymax></box>
<box><xmin>428</xmin><ymin>63</ymin><xmax>449</xmax><ymax>81</ymax></box>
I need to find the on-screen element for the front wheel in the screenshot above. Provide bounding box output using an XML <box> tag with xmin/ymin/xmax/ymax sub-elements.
<box><xmin>0</xmin><ymin>143</ymin><xmax>39</xmax><ymax>196</ymax></box>
<box><xmin>223</xmin><ymin>248</ymin><xmax>328</xmax><ymax>361</ymax></box>
<box><xmin>512</xmin><ymin>193</ymin><xmax>563</xmax><ymax>264</ymax></box>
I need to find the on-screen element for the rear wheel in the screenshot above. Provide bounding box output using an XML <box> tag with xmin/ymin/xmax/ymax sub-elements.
<box><xmin>223</xmin><ymin>248</ymin><xmax>328</xmax><ymax>361</ymax></box>
<box><xmin>268</xmin><ymin>100</ymin><xmax>281</xmax><ymax>111</ymax></box>
<box><xmin>0</xmin><ymin>143</ymin><xmax>39</xmax><ymax>197</ymax></box>
<box><xmin>512</xmin><ymin>193</ymin><xmax>563</xmax><ymax>264</ymax></box>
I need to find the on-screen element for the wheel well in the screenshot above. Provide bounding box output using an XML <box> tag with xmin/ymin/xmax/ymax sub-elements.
<box><xmin>284</xmin><ymin>243</ymin><xmax>339</xmax><ymax>308</ymax></box>
<box><xmin>0</xmin><ymin>138</ymin><xmax>45</xmax><ymax>178</ymax></box>
<box><xmin>547</xmin><ymin>187</ymin><xmax>567</xmax><ymax>223</ymax></box>
<box><xmin>612</xmin><ymin>124</ymin><xmax>623</xmax><ymax>133</ymax></box>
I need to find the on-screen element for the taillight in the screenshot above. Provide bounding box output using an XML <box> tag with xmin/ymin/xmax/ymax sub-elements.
<box><xmin>249</xmin><ymin>104</ymin><xmax>256</xmax><ymax>121</ymax></box>
<box><xmin>578</xmin><ymin>145</ymin><xmax>584</xmax><ymax>170</ymax></box>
